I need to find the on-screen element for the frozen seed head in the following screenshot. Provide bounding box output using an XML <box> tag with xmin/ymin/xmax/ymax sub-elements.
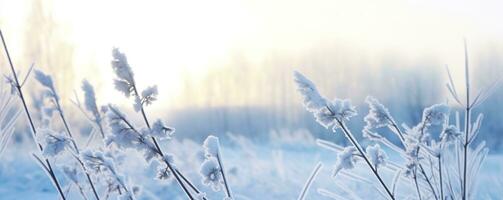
<box><xmin>333</xmin><ymin>146</ymin><xmax>357</xmax><ymax>177</ymax></box>
<box><xmin>200</xmin><ymin>157</ymin><xmax>223</xmax><ymax>191</ymax></box>
<box><xmin>37</xmin><ymin>128</ymin><xmax>71</xmax><ymax>158</ymax></box>
<box><xmin>149</xmin><ymin>119</ymin><xmax>175</xmax><ymax>140</ymax></box>
<box><xmin>441</xmin><ymin>125</ymin><xmax>462</xmax><ymax>144</ymax></box>
<box><xmin>366</xmin><ymin>144</ymin><xmax>387</xmax><ymax>169</ymax></box>
<box><xmin>364</xmin><ymin>96</ymin><xmax>393</xmax><ymax>129</ymax></box>
<box><xmin>293</xmin><ymin>71</ymin><xmax>327</xmax><ymax>112</ymax></box>
<box><xmin>81</xmin><ymin>149</ymin><xmax>113</xmax><ymax>173</ymax></box>
<box><xmin>111</xmin><ymin>48</ymin><xmax>134</xmax><ymax>84</ymax></box>
<box><xmin>105</xmin><ymin>107</ymin><xmax>139</xmax><ymax>149</ymax></box>
<box><xmin>114</xmin><ymin>79</ymin><xmax>133</xmax><ymax>97</ymax></box>
<box><xmin>203</xmin><ymin>135</ymin><xmax>220</xmax><ymax>158</ymax></box>
<box><xmin>82</xmin><ymin>79</ymin><xmax>101</xmax><ymax>123</ymax></box>
<box><xmin>34</xmin><ymin>69</ymin><xmax>55</xmax><ymax>90</ymax></box>
<box><xmin>315</xmin><ymin>99</ymin><xmax>357</xmax><ymax>131</ymax></box>
<box><xmin>422</xmin><ymin>104</ymin><xmax>450</xmax><ymax>126</ymax></box>
<box><xmin>34</xmin><ymin>69</ymin><xmax>59</xmax><ymax>101</ymax></box>
<box><xmin>141</xmin><ymin>85</ymin><xmax>158</xmax><ymax>105</ymax></box>
<box><xmin>111</xmin><ymin>48</ymin><xmax>137</xmax><ymax>99</ymax></box>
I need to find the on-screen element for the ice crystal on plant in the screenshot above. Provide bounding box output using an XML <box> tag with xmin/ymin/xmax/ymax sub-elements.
<box><xmin>364</xmin><ymin>96</ymin><xmax>393</xmax><ymax>129</ymax></box>
<box><xmin>111</xmin><ymin>48</ymin><xmax>135</xmax><ymax>97</ymax></box>
<box><xmin>155</xmin><ymin>165</ymin><xmax>172</xmax><ymax>181</ymax></box>
<box><xmin>106</xmin><ymin>105</ymin><xmax>161</xmax><ymax>162</ymax></box>
<box><xmin>422</xmin><ymin>104</ymin><xmax>450</xmax><ymax>126</ymax></box>
<box><xmin>81</xmin><ymin>149</ymin><xmax>134</xmax><ymax>199</ymax></box>
<box><xmin>293</xmin><ymin>71</ymin><xmax>327</xmax><ymax>112</ymax></box>
<box><xmin>37</xmin><ymin>128</ymin><xmax>71</xmax><ymax>158</ymax></box>
<box><xmin>114</xmin><ymin>79</ymin><xmax>133</xmax><ymax>97</ymax></box>
<box><xmin>111</xmin><ymin>48</ymin><xmax>134</xmax><ymax>84</ymax></box>
<box><xmin>149</xmin><ymin>119</ymin><xmax>174</xmax><ymax>140</ymax></box>
<box><xmin>200</xmin><ymin>157</ymin><xmax>223</xmax><ymax>191</ymax></box>
<box><xmin>105</xmin><ymin>107</ymin><xmax>140</xmax><ymax>149</ymax></box>
<box><xmin>82</xmin><ymin>79</ymin><xmax>101</xmax><ymax>124</ymax></box>
<box><xmin>441</xmin><ymin>125</ymin><xmax>462</xmax><ymax>144</ymax></box>
<box><xmin>333</xmin><ymin>146</ymin><xmax>357</xmax><ymax>177</ymax></box>
<box><xmin>141</xmin><ymin>85</ymin><xmax>158</xmax><ymax>106</ymax></box>
<box><xmin>34</xmin><ymin>69</ymin><xmax>59</xmax><ymax>101</ymax></box>
<box><xmin>366</xmin><ymin>144</ymin><xmax>387</xmax><ymax>169</ymax></box>
<box><xmin>34</xmin><ymin>69</ymin><xmax>55</xmax><ymax>91</ymax></box>
<box><xmin>203</xmin><ymin>135</ymin><xmax>220</xmax><ymax>157</ymax></box>
<box><xmin>81</xmin><ymin>150</ymin><xmax>113</xmax><ymax>173</ymax></box>
<box><xmin>314</xmin><ymin>98</ymin><xmax>357</xmax><ymax>131</ymax></box>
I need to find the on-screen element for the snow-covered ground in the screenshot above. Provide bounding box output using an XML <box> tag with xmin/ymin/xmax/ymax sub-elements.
<box><xmin>1</xmin><ymin>133</ymin><xmax>501</xmax><ymax>200</ymax></box>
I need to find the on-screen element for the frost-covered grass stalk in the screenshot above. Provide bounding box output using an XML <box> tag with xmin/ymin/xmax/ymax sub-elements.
<box><xmin>107</xmin><ymin>48</ymin><xmax>204</xmax><ymax>199</ymax></box>
<box><xmin>297</xmin><ymin>162</ymin><xmax>323</xmax><ymax>200</ymax></box>
<box><xmin>294</xmin><ymin>71</ymin><xmax>395</xmax><ymax>199</ymax></box>
<box><xmin>446</xmin><ymin>41</ymin><xmax>501</xmax><ymax>200</ymax></box>
<box><xmin>33</xmin><ymin>69</ymin><xmax>101</xmax><ymax>200</ymax></box>
<box><xmin>0</xmin><ymin>30</ymin><xmax>67</xmax><ymax>200</ymax></box>
<box><xmin>81</xmin><ymin>79</ymin><xmax>106</xmax><ymax>139</ymax></box>
<box><xmin>81</xmin><ymin>150</ymin><xmax>137</xmax><ymax>200</ymax></box>
<box><xmin>294</xmin><ymin>44</ymin><xmax>497</xmax><ymax>200</ymax></box>
<box><xmin>200</xmin><ymin>135</ymin><xmax>233</xmax><ymax>199</ymax></box>
<box><xmin>0</xmin><ymin>82</ymin><xmax>20</xmax><ymax>158</ymax></box>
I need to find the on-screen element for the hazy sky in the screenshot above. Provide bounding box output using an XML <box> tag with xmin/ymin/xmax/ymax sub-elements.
<box><xmin>1</xmin><ymin>0</ymin><xmax>502</xmax><ymax>111</ymax></box>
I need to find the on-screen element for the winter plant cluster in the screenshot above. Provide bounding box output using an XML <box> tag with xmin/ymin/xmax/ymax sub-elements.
<box><xmin>0</xmin><ymin>27</ymin><xmax>499</xmax><ymax>200</ymax></box>
<box><xmin>0</xmin><ymin>30</ymin><xmax>233</xmax><ymax>200</ymax></box>
<box><xmin>293</xmin><ymin>42</ymin><xmax>499</xmax><ymax>200</ymax></box>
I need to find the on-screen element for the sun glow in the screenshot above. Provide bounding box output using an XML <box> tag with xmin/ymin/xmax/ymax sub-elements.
<box><xmin>1</xmin><ymin>0</ymin><xmax>503</xmax><ymax>111</ymax></box>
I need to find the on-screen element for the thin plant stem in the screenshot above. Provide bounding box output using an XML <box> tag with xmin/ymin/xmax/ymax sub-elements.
<box><xmin>175</xmin><ymin>169</ymin><xmax>208</xmax><ymax>200</ymax></box>
<box><xmin>462</xmin><ymin>40</ymin><xmax>470</xmax><ymax>200</ymax></box>
<box><xmin>389</xmin><ymin>113</ymin><xmax>438</xmax><ymax>197</ymax></box>
<box><xmin>414</xmin><ymin>172</ymin><xmax>423</xmax><ymax>200</ymax></box>
<box><xmin>49</xmin><ymin>87</ymin><xmax>100</xmax><ymax>200</ymax></box>
<box><xmin>216</xmin><ymin>153</ymin><xmax>233</xmax><ymax>199</ymax></box>
<box><xmin>297</xmin><ymin>162</ymin><xmax>323</xmax><ymax>200</ymax></box>
<box><xmin>438</xmin><ymin>156</ymin><xmax>444</xmax><ymax>200</ymax></box>
<box><xmin>336</xmin><ymin>118</ymin><xmax>395</xmax><ymax>200</ymax></box>
<box><xmin>129</xmin><ymin>83</ymin><xmax>198</xmax><ymax>200</ymax></box>
<box><xmin>419</xmin><ymin>163</ymin><xmax>438</xmax><ymax>200</ymax></box>
<box><xmin>109</xmin><ymin>105</ymin><xmax>195</xmax><ymax>200</ymax></box>
<box><xmin>0</xmin><ymin>30</ymin><xmax>67</xmax><ymax>200</ymax></box>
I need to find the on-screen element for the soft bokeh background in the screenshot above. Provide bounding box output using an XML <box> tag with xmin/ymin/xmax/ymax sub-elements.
<box><xmin>1</xmin><ymin>0</ymin><xmax>502</xmax><ymax>146</ymax></box>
